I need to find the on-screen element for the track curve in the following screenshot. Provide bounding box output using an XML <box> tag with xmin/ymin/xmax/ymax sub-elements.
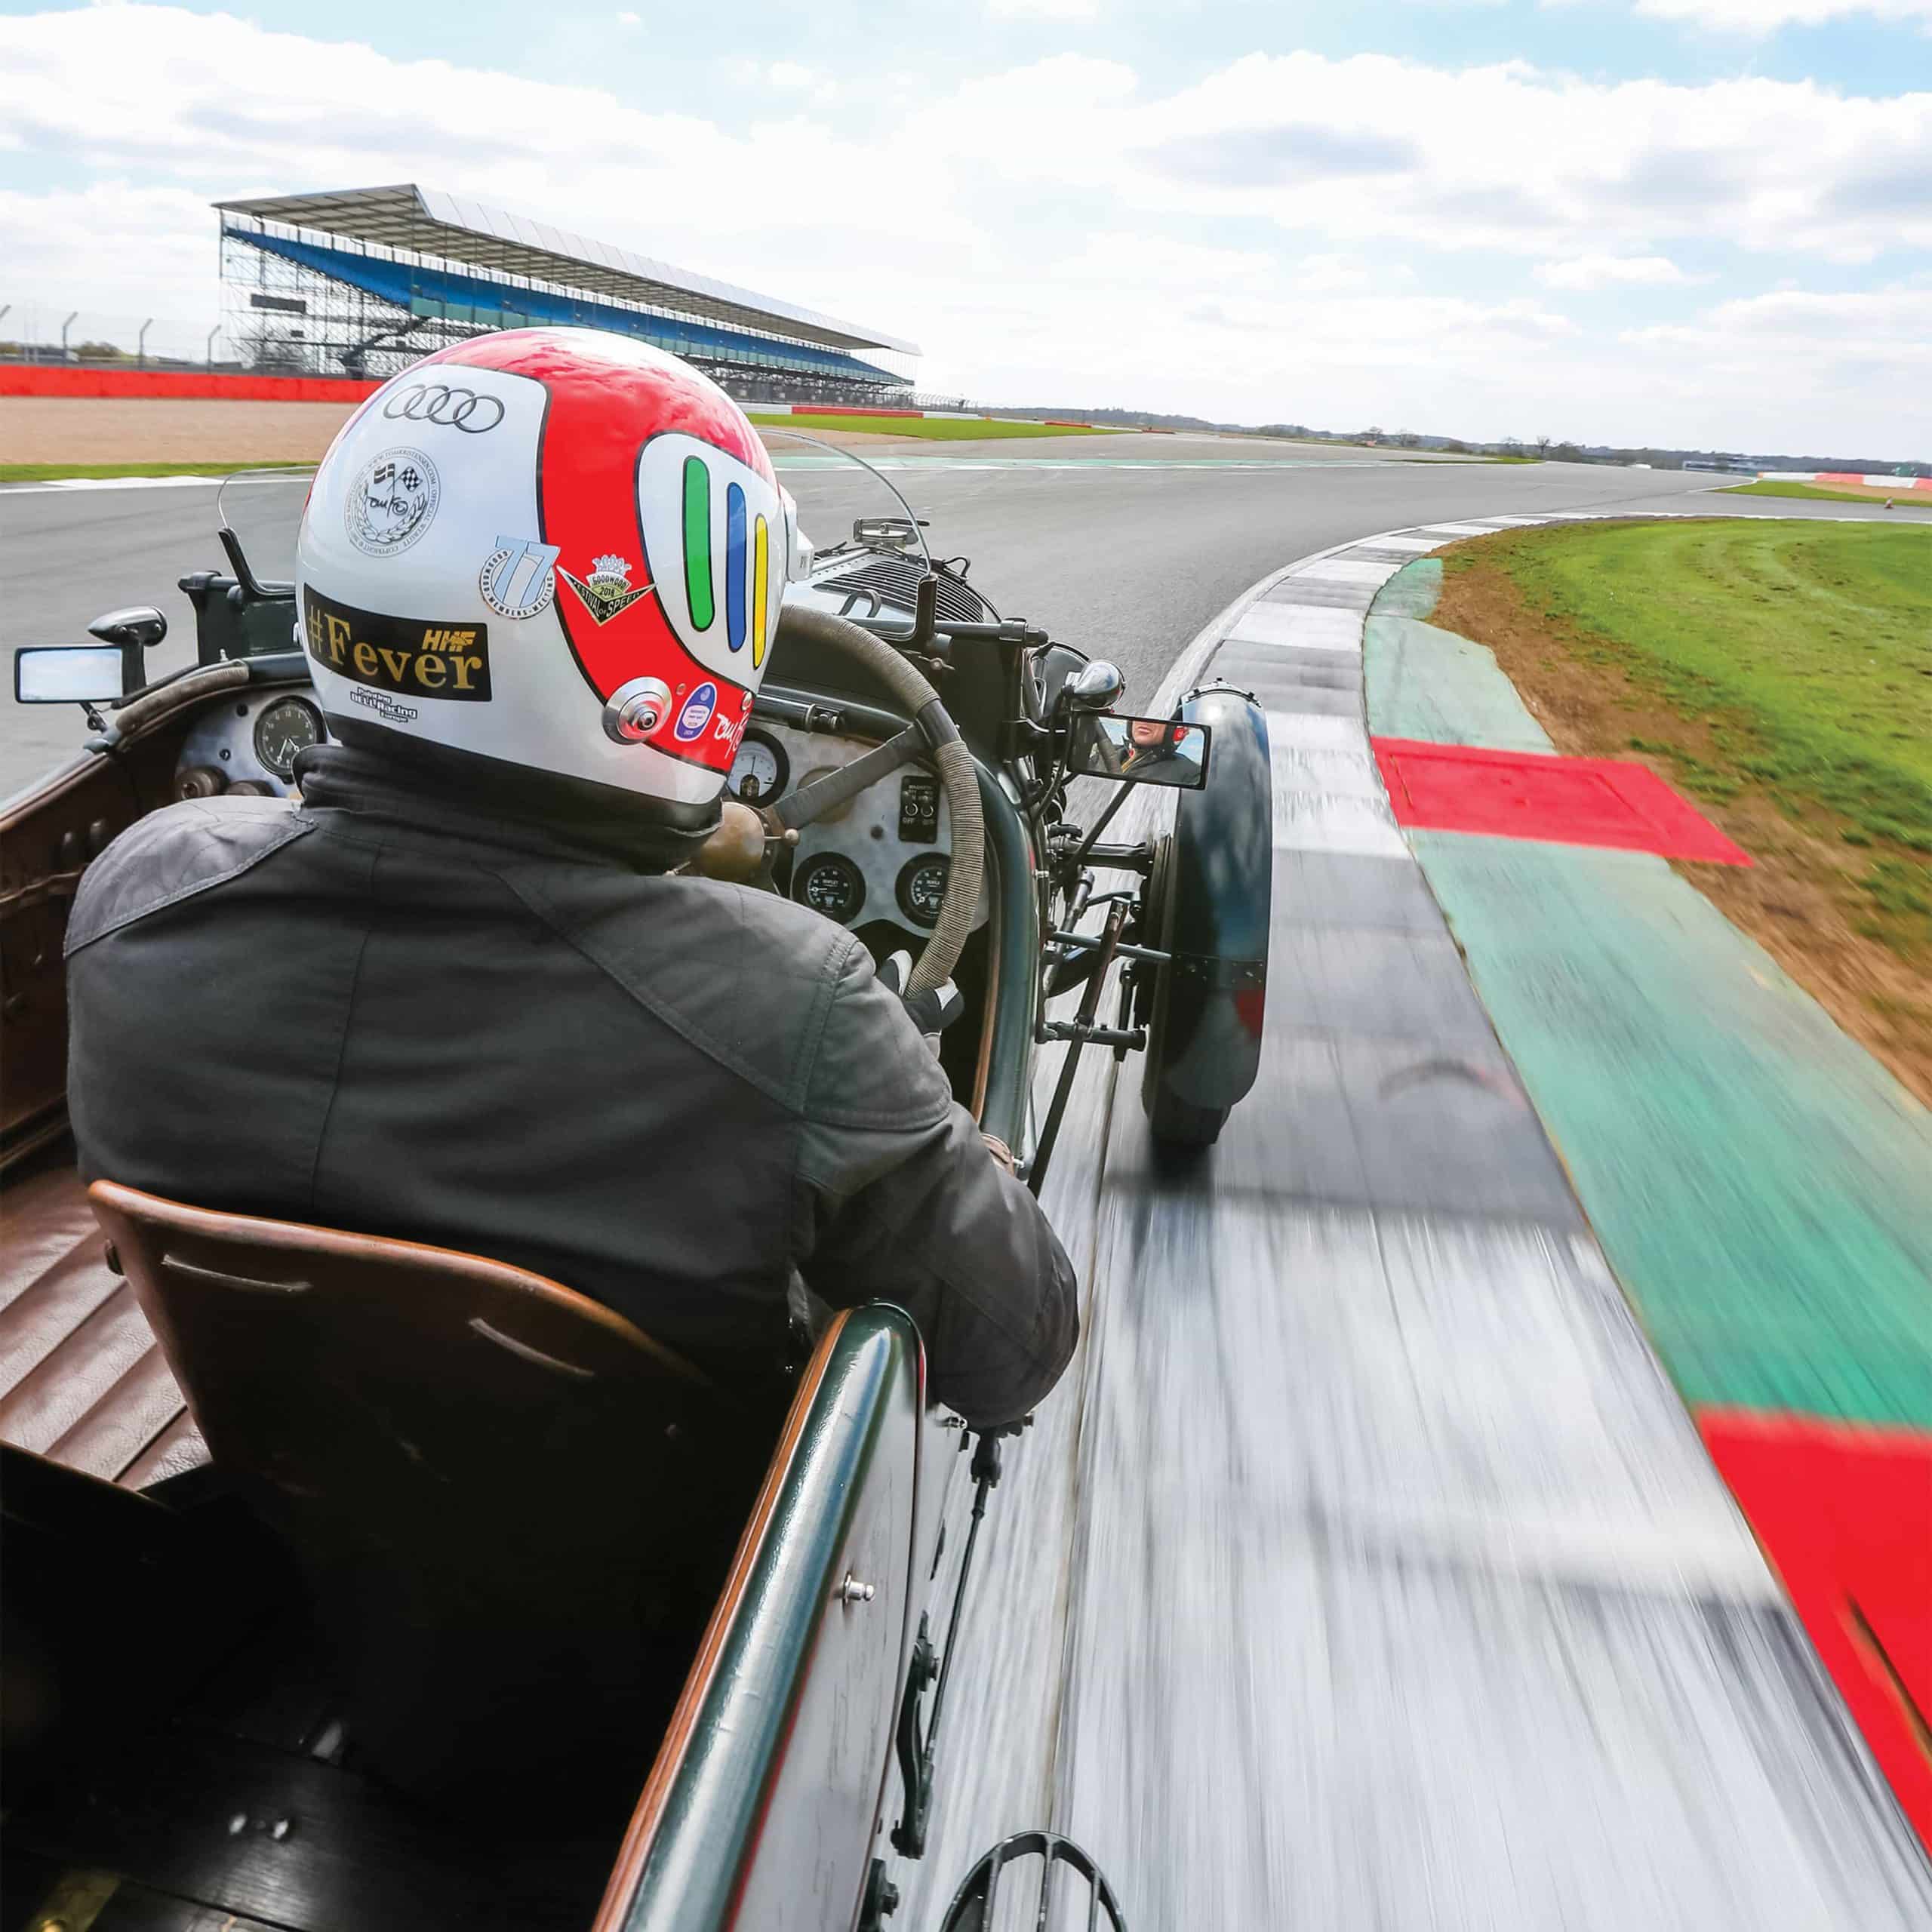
<box><xmin>7</xmin><ymin>460</ymin><xmax>1924</xmax><ymax>1927</ymax></box>
<box><xmin>895</xmin><ymin>500</ymin><xmax>1932</xmax><ymax>1931</ymax></box>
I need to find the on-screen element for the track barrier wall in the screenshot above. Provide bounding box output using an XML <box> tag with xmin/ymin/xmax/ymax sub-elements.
<box><xmin>1761</xmin><ymin>470</ymin><xmax>1932</xmax><ymax>491</ymax></box>
<box><xmin>0</xmin><ymin>370</ymin><xmax>1160</xmax><ymax>433</ymax></box>
<box><xmin>2</xmin><ymin>365</ymin><xmax>383</xmax><ymax>403</ymax></box>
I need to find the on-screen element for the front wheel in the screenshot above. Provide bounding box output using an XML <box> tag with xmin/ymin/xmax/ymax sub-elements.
<box><xmin>1137</xmin><ymin>686</ymin><xmax>1272</xmax><ymax>1148</ymax></box>
<box><xmin>1146</xmin><ymin>1089</ymin><xmax>1228</xmax><ymax>1147</ymax></box>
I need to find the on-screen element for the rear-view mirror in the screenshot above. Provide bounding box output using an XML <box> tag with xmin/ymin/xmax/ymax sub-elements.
<box><xmin>88</xmin><ymin>605</ymin><xmax>168</xmax><ymax>652</ymax></box>
<box><xmin>1068</xmin><ymin>713</ymin><xmax>1211</xmax><ymax>789</ymax></box>
<box><xmin>851</xmin><ymin>515</ymin><xmax>925</xmax><ymax>549</ymax></box>
<box><xmin>14</xmin><ymin>645</ymin><xmax>133</xmax><ymax>706</ymax></box>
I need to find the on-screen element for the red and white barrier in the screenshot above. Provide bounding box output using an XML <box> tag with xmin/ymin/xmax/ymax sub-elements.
<box><xmin>0</xmin><ymin>368</ymin><xmax>1137</xmax><ymax>432</ymax></box>
<box><xmin>1761</xmin><ymin>470</ymin><xmax>1932</xmax><ymax>491</ymax></box>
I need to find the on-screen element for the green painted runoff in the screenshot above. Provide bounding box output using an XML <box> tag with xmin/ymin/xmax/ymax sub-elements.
<box><xmin>1366</xmin><ymin>551</ymin><xmax>1932</xmax><ymax>1431</ymax></box>
<box><xmin>1413</xmin><ymin>833</ymin><xmax>1932</xmax><ymax>1430</ymax></box>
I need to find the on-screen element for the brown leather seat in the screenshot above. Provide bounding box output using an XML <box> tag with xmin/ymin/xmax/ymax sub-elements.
<box><xmin>88</xmin><ymin>1180</ymin><xmax>777</xmax><ymax>1809</ymax></box>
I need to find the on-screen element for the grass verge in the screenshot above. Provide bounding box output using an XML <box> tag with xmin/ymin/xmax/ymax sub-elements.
<box><xmin>1721</xmin><ymin>479</ymin><xmax>1932</xmax><ymax>508</ymax></box>
<box><xmin>749</xmin><ymin>413</ymin><xmax>1109</xmax><ymax>441</ymax></box>
<box><xmin>0</xmin><ymin>460</ymin><xmax>303</xmax><ymax>482</ymax></box>
<box><xmin>1435</xmin><ymin>518</ymin><xmax>1932</xmax><ymax>1100</ymax></box>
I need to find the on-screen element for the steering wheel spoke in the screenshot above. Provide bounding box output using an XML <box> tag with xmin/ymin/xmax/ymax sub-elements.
<box><xmin>771</xmin><ymin>723</ymin><xmax>928</xmax><ymax>835</ymax></box>
<box><xmin>772</xmin><ymin>607</ymin><xmax>984</xmax><ymax>999</ymax></box>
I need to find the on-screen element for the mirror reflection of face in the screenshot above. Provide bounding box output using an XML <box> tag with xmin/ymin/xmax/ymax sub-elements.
<box><xmin>1072</xmin><ymin>714</ymin><xmax>1208</xmax><ymax>787</ymax></box>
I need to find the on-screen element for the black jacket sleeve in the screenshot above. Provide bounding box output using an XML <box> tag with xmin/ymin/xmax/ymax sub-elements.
<box><xmin>793</xmin><ymin>938</ymin><xmax>1078</xmax><ymax>1426</ymax></box>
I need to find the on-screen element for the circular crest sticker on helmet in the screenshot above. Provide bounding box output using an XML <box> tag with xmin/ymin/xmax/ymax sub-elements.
<box><xmin>346</xmin><ymin>447</ymin><xmax>441</xmax><ymax>558</ymax></box>
<box><xmin>479</xmin><ymin>535</ymin><xmax>561</xmax><ymax>619</ymax></box>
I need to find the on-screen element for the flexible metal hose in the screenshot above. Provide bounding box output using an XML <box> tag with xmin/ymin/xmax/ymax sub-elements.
<box><xmin>772</xmin><ymin>605</ymin><xmax>985</xmax><ymax>996</ymax></box>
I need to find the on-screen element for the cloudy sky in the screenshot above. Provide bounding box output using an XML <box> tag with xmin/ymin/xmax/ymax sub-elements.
<box><xmin>2</xmin><ymin>0</ymin><xmax>1927</xmax><ymax>455</ymax></box>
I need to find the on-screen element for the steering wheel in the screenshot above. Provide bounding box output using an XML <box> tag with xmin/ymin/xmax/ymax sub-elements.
<box><xmin>756</xmin><ymin>605</ymin><xmax>984</xmax><ymax>999</ymax></box>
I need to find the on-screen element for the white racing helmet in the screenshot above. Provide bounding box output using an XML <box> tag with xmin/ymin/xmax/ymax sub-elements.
<box><xmin>296</xmin><ymin>328</ymin><xmax>805</xmax><ymax>827</ymax></box>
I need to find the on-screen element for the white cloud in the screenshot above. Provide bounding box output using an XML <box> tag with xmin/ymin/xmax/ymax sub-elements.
<box><xmin>988</xmin><ymin>0</ymin><xmax>1100</xmax><ymax>17</ymax></box>
<box><xmin>1625</xmin><ymin>285</ymin><xmax>1930</xmax><ymax>358</ymax></box>
<box><xmin>0</xmin><ymin>8</ymin><xmax>1927</xmax><ymax>451</ymax></box>
<box><xmin>1535</xmin><ymin>254</ymin><xmax>1690</xmax><ymax>288</ymax></box>
<box><xmin>764</xmin><ymin>60</ymin><xmax>819</xmax><ymax>88</ymax></box>
<box><xmin>1620</xmin><ymin>0</ymin><xmax>1932</xmax><ymax>29</ymax></box>
<box><xmin>1294</xmin><ymin>253</ymin><xmax>1378</xmax><ymax>292</ymax></box>
<box><xmin>616</xmin><ymin>10</ymin><xmax>639</xmax><ymax>24</ymax></box>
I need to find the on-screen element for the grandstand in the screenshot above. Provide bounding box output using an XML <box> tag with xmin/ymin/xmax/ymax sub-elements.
<box><xmin>214</xmin><ymin>185</ymin><xmax>918</xmax><ymax>403</ymax></box>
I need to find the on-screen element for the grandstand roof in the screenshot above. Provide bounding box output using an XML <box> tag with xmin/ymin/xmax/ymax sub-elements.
<box><xmin>213</xmin><ymin>184</ymin><xmax>918</xmax><ymax>358</ymax></box>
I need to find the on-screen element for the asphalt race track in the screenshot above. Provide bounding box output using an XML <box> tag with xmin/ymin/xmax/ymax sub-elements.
<box><xmin>0</xmin><ymin>451</ymin><xmax>1886</xmax><ymax>798</ymax></box>
<box><xmin>5</xmin><ymin>455</ymin><xmax>1926</xmax><ymax>1925</ymax></box>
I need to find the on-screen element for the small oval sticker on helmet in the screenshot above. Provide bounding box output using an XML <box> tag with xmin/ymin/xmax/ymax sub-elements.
<box><xmin>674</xmin><ymin>681</ymin><xmax>718</xmax><ymax>743</ymax></box>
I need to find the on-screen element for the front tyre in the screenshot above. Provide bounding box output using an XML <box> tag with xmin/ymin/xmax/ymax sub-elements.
<box><xmin>1137</xmin><ymin>686</ymin><xmax>1272</xmax><ymax>1148</ymax></box>
<box><xmin>1146</xmin><ymin>1089</ymin><xmax>1229</xmax><ymax>1148</ymax></box>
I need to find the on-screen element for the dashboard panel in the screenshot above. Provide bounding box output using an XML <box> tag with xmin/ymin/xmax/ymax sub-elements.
<box><xmin>174</xmin><ymin>691</ymin><xmax>327</xmax><ymax>800</ymax></box>
<box><xmin>734</xmin><ymin>720</ymin><xmax>990</xmax><ymax>942</ymax></box>
<box><xmin>169</xmin><ymin>699</ymin><xmax>973</xmax><ymax>949</ymax></box>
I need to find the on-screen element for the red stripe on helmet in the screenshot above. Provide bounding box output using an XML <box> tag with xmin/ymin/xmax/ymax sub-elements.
<box><xmin>429</xmin><ymin>330</ymin><xmax>759</xmax><ymax>776</ymax></box>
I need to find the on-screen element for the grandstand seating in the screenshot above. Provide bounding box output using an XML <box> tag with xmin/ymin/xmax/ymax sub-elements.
<box><xmin>214</xmin><ymin>185</ymin><xmax>916</xmax><ymax>398</ymax></box>
<box><xmin>231</xmin><ymin>226</ymin><xmax>903</xmax><ymax>390</ymax></box>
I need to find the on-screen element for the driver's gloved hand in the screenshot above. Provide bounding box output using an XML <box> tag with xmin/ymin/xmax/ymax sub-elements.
<box><xmin>878</xmin><ymin>949</ymin><xmax>964</xmax><ymax>1045</ymax></box>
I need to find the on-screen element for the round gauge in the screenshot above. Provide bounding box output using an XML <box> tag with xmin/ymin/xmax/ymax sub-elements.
<box><xmin>729</xmin><ymin>728</ymin><xmax>789</xmax><ymax>806</ymax></box>
<box><xmin>793</xmin><ymin>853</ymin><xmax>867</xmax><ymax>924</ymax></box>
<box><xmin>896</xmin><ymin>855</ymin><xmax>950</xmax><ymax>929</ymax></box>
<box><xmin>252</xmin><ymin>695</ymin><xmax>324</xmax><ymax>780</ymax></box>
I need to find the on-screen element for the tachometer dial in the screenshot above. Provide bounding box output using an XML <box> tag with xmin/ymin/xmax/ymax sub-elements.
<box><xmin>793</xmin><ymin>853</ymin><xmax>867</xmax><ymax>924</ymax></box>
<box><xmin>729</xmin><ymin>728</ymin><xmax>789</xmax><ymax>805</ymax></box>
<box><xmin>252</xmin><ymin>695</ymin><xmax>324</xmax><ymax>779</ymax></box>
<box><xmin>896</xmin><ymin>855</ymin><xmax>950</xmax><ymax>929</ymax></box>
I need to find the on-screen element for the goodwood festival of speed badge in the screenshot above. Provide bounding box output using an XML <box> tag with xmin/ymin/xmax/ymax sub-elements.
<box><xmin>559</xmin><ymin>553</ymin><xmax>656</xmax><ymax>626</ymax></box>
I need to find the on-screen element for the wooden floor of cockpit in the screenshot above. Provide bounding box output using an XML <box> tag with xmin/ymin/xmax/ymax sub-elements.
<box><xmin>0</xmin><ymin>1158</ymin><xmax>207</xmax><ymax>1489</ymax></box>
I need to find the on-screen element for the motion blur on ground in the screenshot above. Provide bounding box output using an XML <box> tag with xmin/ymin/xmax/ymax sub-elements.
<box><xmin>2</xmin><ymin>2</ymin><xmax>1930</xmax><ymax>1927</ymax></box>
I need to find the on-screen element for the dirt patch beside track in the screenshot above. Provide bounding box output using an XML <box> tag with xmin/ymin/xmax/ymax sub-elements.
<box><xmin>1434</xmin><ymin>548</ymin><xmax>1932</xmax><ymax>1106</ymax></box>
<box><xmin>1</xmin><ymin>396</ymin><xmax>359</xmax><ymax>464</ymax></box>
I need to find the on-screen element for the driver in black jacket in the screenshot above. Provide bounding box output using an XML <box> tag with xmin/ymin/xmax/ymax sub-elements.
<box><xmin>66</xmin><ymin>329</ymin><xmax>1077</xmax><ymax>1429</ymax></box>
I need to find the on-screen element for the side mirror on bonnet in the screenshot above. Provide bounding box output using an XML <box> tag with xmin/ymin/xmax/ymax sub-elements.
<box><xmin>14</xmin><ymin>645</ymin><xmax>135</xmax><ymax>706</ymax></box>
<box><xmin>15</xmin><ymin>606</ymin><xmax>168</xmax><ymax>708</ymax></box>
<box><xmin>88</xmin><ymin>606</ymin><xmax>168</xmax><ymax>653</ymax></box>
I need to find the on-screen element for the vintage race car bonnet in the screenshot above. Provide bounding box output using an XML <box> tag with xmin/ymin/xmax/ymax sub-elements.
<box><xmin>296</xmin><ymin>328</ymin><xmax>804</xmax><ymax>823</ymax></box>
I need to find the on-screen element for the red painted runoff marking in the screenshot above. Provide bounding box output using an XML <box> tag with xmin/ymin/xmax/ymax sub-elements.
<box><xmin>1699</xmin><ymin>1409</ymin><xmax>1932</xmax><ymax>1850</ymax></box>
<box><xmin>1371</xmin><ymin>738</ymin><xmax>1753</xmax><ymax>865</ymax></box>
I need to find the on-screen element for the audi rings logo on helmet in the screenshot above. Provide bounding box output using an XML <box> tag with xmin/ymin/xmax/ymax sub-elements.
<box><xmin>382</xmin><ymin>383</ymin><xmax>506</xmax><ymax>433</ymax></box>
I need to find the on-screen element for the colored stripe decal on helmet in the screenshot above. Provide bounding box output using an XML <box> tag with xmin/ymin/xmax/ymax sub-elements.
<box><xmin>683</xmin><ymin>456</ymin><xmax>713</xmax><ymax>631</ymax></box>
<box><xmin>725</xmin><ymin>482</ymin><xmax>747</xmax><ymax>651</ymax></box>
<box><xmin>752</xmin><ymin>515</ymin><xmax>770</xmax><ymax>669</ymax></box>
